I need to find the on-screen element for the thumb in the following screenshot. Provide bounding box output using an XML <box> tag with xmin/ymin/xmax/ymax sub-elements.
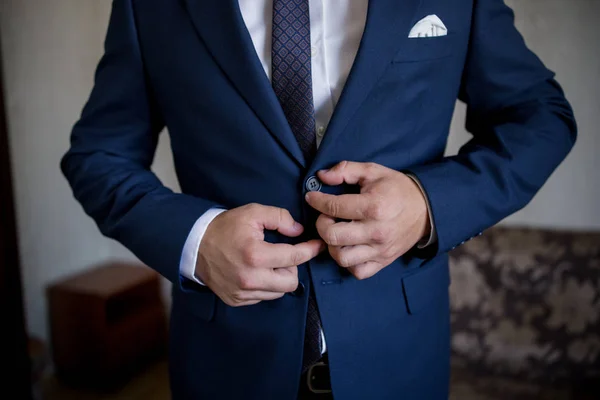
<box><xmin>257</xmin><ymin>206</ymin><xmax>304</xmax><ymax>238</ymax></box>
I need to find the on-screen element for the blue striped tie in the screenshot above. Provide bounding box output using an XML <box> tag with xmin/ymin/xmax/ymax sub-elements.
<box><xmin>272</xmin><ymin>0</ymin><xmax>323</xmax><ymax>371</ymax></box>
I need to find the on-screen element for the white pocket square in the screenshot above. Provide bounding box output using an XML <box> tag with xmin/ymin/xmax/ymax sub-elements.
<box><xmin>408</xmin><ymin>15</ymin><xmax>448</xmax><ymax>38</ymax></box>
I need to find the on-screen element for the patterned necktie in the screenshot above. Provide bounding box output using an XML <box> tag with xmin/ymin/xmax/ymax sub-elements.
<box><xmin>272</xmin><ymin>0</ymin><xmax>323</xmax><ymax>371</ymax></box>
<box><xmin>272</xmin><ymin>0</ymin><xmax>317</xmax><ymax>161</ymax></box>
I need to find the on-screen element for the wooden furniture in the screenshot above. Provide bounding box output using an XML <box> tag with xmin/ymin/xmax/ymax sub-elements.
<box><xmin>47</xmin><ymin>262</ymin><xmax>167</xmax><ymax>389</ymax></box>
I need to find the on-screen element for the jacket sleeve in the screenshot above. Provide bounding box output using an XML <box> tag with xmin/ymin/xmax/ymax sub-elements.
<box><xmin>61</xmin><ymin>0</ymin><xmax>219</xmax><ymax>285</ymax></box>
<box><xmin>407</xmin><ymin>0</ymin><xmax>577</xmax><ymax>257</ymax></box>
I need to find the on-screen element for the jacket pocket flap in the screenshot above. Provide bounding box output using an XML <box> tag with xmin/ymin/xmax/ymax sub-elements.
<box><xmin>174</xmin><ymin>280</ymin><xmax>217</xmax><ymax>321</ymax></box>
<box><xmin>401</xmin><ymin>259</ymin><xmax>450</xmax><ymax>314</ymax></box>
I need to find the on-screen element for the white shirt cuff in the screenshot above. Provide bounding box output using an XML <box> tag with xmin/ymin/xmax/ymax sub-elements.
<box><xmin>406</xmin><ymin>174</ymin><xmax>437</xmax><ymax>249</ymax></box>
<box><xmin>179</xmin><ymin>208</ymin><xmax>227</xmax><ymax>285</ymax></box>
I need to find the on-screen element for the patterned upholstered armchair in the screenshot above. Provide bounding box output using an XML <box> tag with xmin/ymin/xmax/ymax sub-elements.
<box><xmin>447</xmin><ymin>227</ymin><xmax>600</xmax><ymax>399</ymax></box>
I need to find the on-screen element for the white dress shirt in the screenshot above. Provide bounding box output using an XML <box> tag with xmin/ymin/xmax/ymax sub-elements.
<box><xmin>179</xmin><ymin>1</ymin><xmax>436</xmax><ymax>352</ymax></box>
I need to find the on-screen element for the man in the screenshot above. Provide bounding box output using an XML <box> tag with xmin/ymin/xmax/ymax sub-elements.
<box><xmin>61</xmin><ymin>0</ymin><xmax>576</xmax><ymax>398</ymax></box>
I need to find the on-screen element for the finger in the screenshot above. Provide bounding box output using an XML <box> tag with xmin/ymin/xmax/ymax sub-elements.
<box><xmin>235</xmin><ymin>291</ymin><xmax>286</xmax><ymax>302</ymax></box>
<box><xmin>257</xmin><ymin>239</ymin><xmax>326</xmax><ymax>269</ymax></box>
<box><xmin>348</xmin><ymin>262</ymin><xmax>383</xmax><ymax>281</ymax></box>
<box><xmin>272</xmin><ymin>265</ymin><xmax>299</xmax><ymax>280</ymax></box>
<box><xmin>252</xmin><ymin>205</ymin><xmax>304</xmax><ymax>238</ymax></box>
<box><xmin>222</xmin><ymin>290</ymin><xmax>264</xmax><ymax>307</ymax></box>
<box><xmin>317</xmin><ymin>161</ymin><xmax>385</xmax><ymax>186</ymax></box>
<box><xmin>316</xmin><ymin>214</ymin><xmax>371</xmax><ymax>246</ymax></box>
<box><xmin>224</xmin><ymin>299</ymin><xmax>261</xmax><ymax>308</ymax></box>
<box><xmin>329</xmin><ymin>245</ymin><xmax>379</xmax><ymax>268</ymax></box>
<box><xmin>261</xmin><ymin>267</ymin><xmax>300</xmax><ymax>293</ymax></box>
<box><xmin>237</xmin><ymin>265</ymin><xmax>298</xmax><ymax>293</ymax></box>
<box><xmin>305</xmin><ymin>192</ymin><xmax>371</xmax><ymax>220</ymax></box>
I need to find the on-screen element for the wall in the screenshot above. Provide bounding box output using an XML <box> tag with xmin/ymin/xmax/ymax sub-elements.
<box><xmin>0</xmin><ymin>0</ymin><xmax>176</xmax><ymax>342</ymax></box>
<box><xmin>1</xmin><ymin>0</ymin><xmax>598</xmax><ymax>343</ymax></box>
<box><xmin>447</xmin><ymin>0</ymin><xmax>600</xmax><ymax>230</ymax></box>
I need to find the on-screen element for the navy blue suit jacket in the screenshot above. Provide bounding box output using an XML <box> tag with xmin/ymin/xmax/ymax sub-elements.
<box><xmin>62</xmin><ymin>0</ymin><xmax>576</xmax><ymax>398</ymax></box>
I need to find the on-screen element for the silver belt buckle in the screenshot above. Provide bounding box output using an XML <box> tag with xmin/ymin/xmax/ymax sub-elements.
<box><xmin>307</xmin><ymin>362</ymin><xmax>332</xmax><ymax>394</ymax></box>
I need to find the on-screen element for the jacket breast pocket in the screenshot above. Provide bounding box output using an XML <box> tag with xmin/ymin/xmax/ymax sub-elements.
<box><xmin>392</xmin><ymin>33</ymin><xmax>458</xmax><ymax>63</ymax></box>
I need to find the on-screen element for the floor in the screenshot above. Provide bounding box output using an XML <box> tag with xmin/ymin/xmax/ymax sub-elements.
<box><xmin>41</xmin><ymin>361</ymin><xmax>170</xmax><ymax>400</ymax></box>
<box><xmin>41</xmin><ymin>361</ymin><xmax>596</xmax><ymax>400</ymax></box>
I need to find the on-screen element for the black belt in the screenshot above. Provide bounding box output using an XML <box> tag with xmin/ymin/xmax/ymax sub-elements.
<box><xmin>297</xmin><ymin>355</ymin><xmax>333</xmax><ymax>399</ymax></box>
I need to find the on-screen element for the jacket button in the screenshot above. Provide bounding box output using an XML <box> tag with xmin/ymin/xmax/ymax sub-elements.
<box><xmin>291</xmin><ymin>282</ymin><xmax>306</xmax><ymax>297</ymax></box>
<box><xmin>305</xmin><ymin>176</ymin><xmax>322</xmax><ymax>192</ymax></box>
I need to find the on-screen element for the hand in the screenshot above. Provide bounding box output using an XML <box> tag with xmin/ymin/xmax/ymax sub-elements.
<box><xmin>196</xmin><ymin>204</ymin><xmax>326</xmax><ymax>307</ymax></box>
<box><xmin>305</xmin><ymin>161</ymin><xmax>431</xmax><ymax>280</ymax></box>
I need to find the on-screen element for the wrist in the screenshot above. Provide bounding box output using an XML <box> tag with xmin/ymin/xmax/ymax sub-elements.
<box><xmin>194</xmin><ymin>210</ymin><xmax>225</xmax><ymax>285</ymax></box>
<box><xmin>418</xmin><ymin>200</ymin><xmax>431</xmax><ymax>242</ymax></box>
<box><xmin>195</xmin><ymin>237</ymin><xmax>214</xmax><ymax>286</ymax></box>
<box><xmin>422</xmin><ymin>209</ymin><xmax>432</xmax><ymax>240</ymax></box>
<box><xmin>409</xmin><ymin>177</ymin><xmax>432</xmax><ymax>242</ymax></box>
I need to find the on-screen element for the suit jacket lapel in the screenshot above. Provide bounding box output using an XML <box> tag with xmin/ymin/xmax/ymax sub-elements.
<box><xmin>312</xmin><ymin>0</ymin><xmax>422</xmax><ymax>168</ymax></box>
<box><xmin>182</xmin><ymin>0</ymin><xmax>306</xmax><ymax>167</ymax></box>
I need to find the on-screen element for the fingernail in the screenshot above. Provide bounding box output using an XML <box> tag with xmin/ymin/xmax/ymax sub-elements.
<box><xmin>320</xmin><ymin>168</ymin><xmax>330</xmax><ymax>174</ymax></box>
<box><xmin>305</xmin><ymin>193</ymin><xmax>311</xmax><ymax>202</ymax></box>
<box><xmin>294</xmin><ymin>222</ymin><xmax>303</xmax><ymax>231</ymax></box>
